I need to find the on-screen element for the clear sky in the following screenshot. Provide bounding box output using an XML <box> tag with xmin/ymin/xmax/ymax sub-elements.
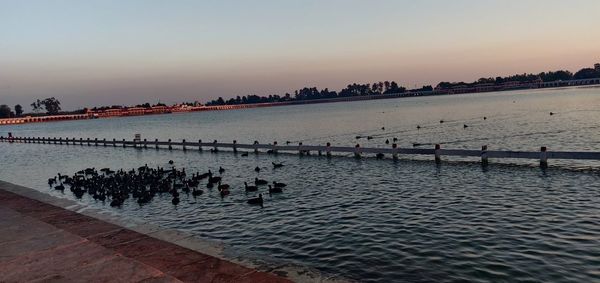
<box><xmin>1</xmin><ymin>0</ymin><xmax>599</xmax><ymax>110</ymax></box>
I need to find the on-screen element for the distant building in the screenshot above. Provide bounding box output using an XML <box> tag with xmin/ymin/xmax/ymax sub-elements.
<box><xmin>595</xmin><ymin>63</ymin><xmax>600</xmax><ymax>71</ymax></box>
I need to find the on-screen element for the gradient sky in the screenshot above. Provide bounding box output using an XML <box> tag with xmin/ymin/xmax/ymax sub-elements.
<box><xmin>1</xmin><ymin>0</ymin><xmax>600</xmax><ymax>110</ymax></box>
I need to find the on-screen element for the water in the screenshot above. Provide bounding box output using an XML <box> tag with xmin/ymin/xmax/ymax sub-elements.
<box><xmin>1</xmin><ymin>87</ymin><xmax>599</xmax><ymax>282</ymax></box>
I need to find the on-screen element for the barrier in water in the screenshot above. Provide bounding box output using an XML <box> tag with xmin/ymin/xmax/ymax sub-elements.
<box><xmin>2</xmin><ymin>135</ymin><xmax>600</xmax><ymax>168</ymax></box>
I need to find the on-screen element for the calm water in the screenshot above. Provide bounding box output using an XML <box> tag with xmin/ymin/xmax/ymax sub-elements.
<box><xmin>1</xmin><ymin>87</ymin><xmax>599</xmax><ymax>282</ymax></box>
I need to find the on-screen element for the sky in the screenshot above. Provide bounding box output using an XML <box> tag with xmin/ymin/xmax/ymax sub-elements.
<box><xmin>1</xmin><ymin>0</ymin><xmax>600</xmax><ymax>110</ymax></box>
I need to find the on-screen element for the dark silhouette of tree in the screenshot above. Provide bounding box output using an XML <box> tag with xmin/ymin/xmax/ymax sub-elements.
<box><xmin>0</xmin><ymin>105</ymin><xmax>12</xmax><ymax>118</ymax></box>
<box><xmin>14</xmin><ymin>104</ymin><xmax>23</xmax><ymax>116</ymax></box>
<box><xmin>573</xmin><ymin>68</ymin><xmax>600</xmax><ymax>80</ymax></box>
<box><xmin>31</xmin><ymin>97</ymin><xmax>61</xmax><ymax>115</ymax></box>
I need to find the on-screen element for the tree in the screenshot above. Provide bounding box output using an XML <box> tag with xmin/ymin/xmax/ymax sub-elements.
<box><xmin>573</xmin><ymin>68</ymin><xmax>600</xmax><ymax>80</ymax></box>
<box><xmin>31</xmin><ymin>97</ymin><xmax>61</xmax><ymax>115</ymax></box>
<box><xmin>0</xmin><ymin>105</ymin><xmax>11</xmax><ymax>118</ymax></box>
<box><xmin>14</xmin><ymin>104</ymin><xmax>23</xmax><ymax>116</ymax></box>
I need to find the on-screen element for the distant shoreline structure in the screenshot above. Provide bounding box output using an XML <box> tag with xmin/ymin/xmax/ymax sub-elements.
<box><xmin>1</xmin><ymin>78</ymin><xmax>599</xmax><ymax>126</ymax></box>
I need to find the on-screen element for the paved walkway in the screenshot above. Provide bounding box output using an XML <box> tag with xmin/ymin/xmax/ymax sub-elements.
<box><xmin>0</xmin><ymin>188</ymin><xmax>291</xmax><ymax>283</ymax></box>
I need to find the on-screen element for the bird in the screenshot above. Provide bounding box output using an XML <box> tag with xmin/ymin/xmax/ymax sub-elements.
<box><xmin>268</xmin><ymin>185</ymin><xmax>283</xmax><ymax>195</ymax></box>
<box><xmin>247</xmin><ymin>194</ymin><xmax>263</xmax><ymax>206</ymax></box>
<box><xmin>381</xmin><ymin>127</ymin><xmax>385</xmax><ymax>130</ymax></box>
<box><xmin>192</xmin><ymin>188</ymin><xmax>203</xmax><ymax>197</ymax></box>
<box><xmin>550</xmin><ymin>112</ymin><xmax>554</xmax><ymax>116</ymax></box>
<box><xmin>273</xmin><ymin>181</ymin><xmax>287</xmax><ymax>188</ymax></box>
<box><xmin>483</xmin><ymin>116</ymin><xmax>487</xmax><ymax>120</ymax></box>
<box><xmin>255</xmin><ymin>178</ymin><xmax>268</xmax><ymax>186</ymax></box>
<box><xmin>385</xmin><ymin>139</ymin><xmax>390</xmax><ymax>144</ymax></box>
<box><xmin>244</xmin><ymin>182</ymin><xmax>258</xmax><ymax>192</ymax></box>
<box><xmin>168</xmin><ymin>160</ymin><xmax>174</xmax><ymax>165</ymax></box>
<box><xmin>376</xmin><ymin>153</ymin><xmax>385</xmax><ymax>159</ymax></box>
<box><xmin>219</xmin><ymin>188</ymin><xmax>230</xmax><ymax>198</ymax></box>
<box><xmin>272</xmin><ymin>162</ymin><xmax>284</xmax><ymax>168</ymax></box>
<box><xmin>463</xmin><ymin>124</ymin><xmax>468</xmax><ymax>128</ymax></box>
<box><xmin>255</xmin><ymin>166</ymin><xmax>261</xmax><ymax>173</ymax></box>
<box><xmin>218</xmin><ymin>166</ymin><xmax>225</xmax><ymax>174</ymax></box>
<box><xmin>241</xmin><ymin>152</ymin><xmax>249</xmax><ymax>157</ymax></box>
<box><xmin>171</xmin><ymin>197</ymin><xmax>180</xmax><ymax>205</ymax></box>
<box><xmin>54</xmin><ymin>184</ymin><xmax>65</xmax><ymax>192</ymax></box>
<box><xmin>393</xmin><ymin>137</ymin><xmax>398</xmax><ymax>142</ymax></box>
<box><xmin>440</xmin><ymin>120</ymin><xmax>444</xmax><ymax>124</ymax></box>
<box><xmin>218</xmin><ymin>181</ymin><xmax>230</xmax><ymax>191</ymax></box>
<box><xmin>417</xmin><ymin>125</ymin><xmax>421</xmax><ymax>130</ymax></box>
<box><xmin>367</xmin><ymin>136</ymin><xmax>373</xmax><ymax>140</ymax></box>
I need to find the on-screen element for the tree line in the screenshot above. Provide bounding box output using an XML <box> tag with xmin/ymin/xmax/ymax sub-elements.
<box><xmin>206</xmin><ymin>81</ymin><xmax>408</xmax><ymax>106</ymax></box>
<box><xmin>206</xmin><ymin>63</ymin><xmax>600</xmax><ymax>106</ymax></box>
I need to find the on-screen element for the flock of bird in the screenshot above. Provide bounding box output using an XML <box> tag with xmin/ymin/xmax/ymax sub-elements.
<box><xmin>47</xmin><ymin>160</ymin><xmax>288</xmax><ymax>208</ymax></box>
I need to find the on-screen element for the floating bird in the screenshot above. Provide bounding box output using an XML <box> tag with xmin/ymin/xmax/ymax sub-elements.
<box><xmin>367</xmin><ymin>136</ymin><xmax>373</xmax><ymax>140</ymax></box>
<box><xmin>417</xmin><ymin>125</ymin><xmax>421</xmax><ymax>130</ymax></box>
<box><xmin>440</xmin><ymin>120</ymin><xmax>444</xmax><ymax>124</ymax></box>
<box><xmin>247</xmin><ymin>194</ymin><xmax>263</xmax><ymax>206</ymax></box>
<box><xmin>255</xmin><ymin>166</ymin><xmax>261</xmax><ymax>173</ymax></box>
<box><xmin>272</xmin><ymin>162</ymin><xmax>284</xmax><ymax>169</ymax></box>
<box><xmin>393</xmin><ymin>137</ymin><xmax>398</xmax><ymax>142</ymax></box>
<box><xmin>463</xmin><ymin>124</ymin><xmax>468</xmax><ymax>128</ymax></box>
<box><xmin>217</xmin><ymin>181</ymin><xmax>230</xmax><ymax>191</ymax></box>
<box><xmin>376</xmin><ymin>153</ymin><xmax>385</xmax><ymax>159</ymax></box>
<box><xmin>171</xmin><ymin>197</ymin><xmax>180</xmax><ymax>205</ymax></box>
<box><xmin>483</xmin><ymin>116</ymin><xmax>487</xmax><ymax>120</ymax></box>
<box><xmin>381</xmin><ymin>127</ymin><xmax>385</xmax><ymax>130</ymax></box>
<box><xmin>550</xmin><ymin>112</ymin><xmax>554</xmax><ymax>116</ymax></box>
<box><xmin>241</xmin><ymin>152</ymin><xmax>249</xmax><ymax>157</ymax></box>
<box><xmin>255</xmin><ymin>178</ymin><xmax>268</xmax><ymax>186</ymax></box>
<box><xmin>192</xmin><ymin>188</ymin><xmax>203</xmax><ymax>197</ymax></box>
<box><xmin>273</xmin><ymin>181</ymin><xmax>287</xmax><ymax>188</ymax></box>
<box><xmin>168</xmin><ymin>160</ymin><xmax>174</xmax><ymax>165</ymax></box>
<box><xmin>218</xmin><ymin>166</ymin><xmax>225</xmax><ymax>174</ymax></box>
<box><xmin>268</xmin><ymin>185</ymin><xmax>283</xmax><ymax>195</ymax></box>
<box><xmin>244</xmin><ymin>182</ymin><xmax>258</xmax><ymax>192</ymax></box>
<box><xmin>385</xmin><ymin>139</ymin><xmax>390</xmax><ymax>145</ymax></box>
<box><xmin>54</xmin><ymin>184</ymin><xmax>65</xmax><ymax>192</ymax></box>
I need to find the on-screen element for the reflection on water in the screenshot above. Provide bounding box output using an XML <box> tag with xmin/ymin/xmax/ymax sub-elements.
<box><xmin>1</xmin><ymin>87</ymin><xmax>600</xmax><ymax>282</ymax></box>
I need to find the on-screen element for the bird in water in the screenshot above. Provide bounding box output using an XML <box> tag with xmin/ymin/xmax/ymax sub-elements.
<box><xmin>255</xmin><ymin>178</ymin><xmax>268</xmax><ymax>186</ymax></box>
<box><xmin>241</xmin><ymin>152</ymin><xmax>249</xmax><ymax>157</ymax></box>
<box><xmin>393</xmin><ymin>137</ymin><xmax>398</xmax><ymax>142</ymax></box>
<box><xmin>171</xmin><ymin>197</ymin><xmax>180</xmax><ymax>205</ymax></box>
<box><xmin>381</xmin><ymin>127</ymin><xmax>385</xmax><ymax>130</ymax></box>
<box><xmin>268</xmin><ymin>185</ymin><xmax>283</xmax><ymax>195</ymax></box>
<box><xmin>417</xmin><ymin>125</ymin><xmax>421</xmax><ymax>130</ymax></box>
<box><xmin>255</xmin><ymin>166</ymin><xmax>261</xmax><ymax>173</ymax></box>
<box><xmin>385</xmin><ymin>139</ymin><xmax>390</xmax><ymax>145</ymax></box>
<box><xmin>272</xmin><ymin>162</ymin><xmax>284</xmax><ymax>169</ymax></box>
<box><xmin>219</xmin><ymin>166</ymin><xmax>225</xmax><ymax>174</ymax></box>
<box><xmin>463</xmin><ymin>124</ymin><xmax>468</xmax><ymax>128</ymax></box>
<box><xmin>168</xmin><ymin>160</ymin><xmax>174</xmax><ymax>165</ymax></box>
<box><xmin>273</xmin><ymin>181</ymin><xmax>287</xmax><ymax>188</ymax></box>
<box><xmin>376</xmin><ymin>153</ymin><xmax>385</xmax><ymax>159</ymax></box>
<box><xmin>483</xmin><ymin>116</ymin><xmax>487</xmax><ymax>120</ymax></box>
<box><xmin>367</xmin><ymin>136</ymin><xmax>373</xmax><ymax>140</ymax></box>
<box><xmin>440</xmin><ymin>120</ymin><xmax>444</xmax><ymax>124</ymax></box>
<box><xmin>244</xmin><ymin>182</ymin><xmax>258</xmax><ymax>192</ymax></box>
<box><xmin>550</xmin><ymin>112</ymin><xmax>554</xmax><ymax>116</ymax></box>
<box><xmin>247</xmin><ymin>194</ymin><xmax>263</xmax><ymax>207</ymax></box>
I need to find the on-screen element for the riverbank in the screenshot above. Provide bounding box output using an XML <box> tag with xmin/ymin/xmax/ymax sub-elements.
<box><xmin>0</xmin><ymin>181</ymin><xmax>309</xmax><ymax>283</ymax></box>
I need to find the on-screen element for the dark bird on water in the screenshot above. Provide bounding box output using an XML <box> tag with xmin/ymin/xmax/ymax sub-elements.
<box><xmin>393</xmin><ymin>137</ymin><xmax>398</xmax><ymax>142</ymax></box>
<box><xmin>247</xmin><ymin>194</ymin><xmax>263</xmax><ymax>206</ymax></box>
<box><xmin>463</xmin><ymin>124</ymin><xmax>468</xmax><ymax>128</ymax></box>
<box><xmin>483</xmin><ymin>116</ymin><xmax>487</xmax><ymax>120</ymax></box>
<box><xmin>273</xmin><ymin>181</ymin><xmax>287</xmax><ymax>188</ymax></box>
<box><xmin>440</xmin><ymin>120</ymin><xmax>444</xmax><ymax>124</ymax></box>
<box><xmin>244</xmin><ymin>182</ymin><xmax>258</xmax><ymax>192</ymax></box>
<box><xmin>385</xmin><ymin>139</ymin><xmax>389</xmax><ymax>144</ymax></box>
<box><xmin>255</xmin><ymin>166</ymin><xmax>261</xmax><ymax>173</ymax></box>
<box><xmin>171</xmin><ymin>197</ymin><xmax>180</xmax><ymax>205</ymax></box>
<box><xmin>272</xmin><ymin>162</ymin><xmax>284</xmax><ymax>168</ymax></box>
<box><xmin>219</xmin><ymin>166</ymin><xmax>225</xmax><ymax>174</ymax></box>
<box><xmin>268</xmin><ymin>185</ymin><xmax>283</xmax><ymax>195</ymax></box>
<box><xmin>367</xmin><ymin>136</ymin><xmax>373</xmax><ymax>140</ymax></box>
<box><xmin>255</xmin><ymin>178</ymin><xmax>268</xmax><ymax>186</ymax></box>
<box><xmin>376</xmin><ymin>153</ymin><xmax>385</xmax><ymax>159</ymax></box>
<box><xmin>417</xmin><ymin>125</ymin><xmax>421</xmax><ymax>129</ymax></box>
<box><xmin>241</xmin><ymin>152</ymin><xmax>249</xmax><ymax>157</ymax></box>
<box><xmin>168</xmin><ymin>160</ymin><xmax>174</xmax><ymax>165</ymax></box>
<box><xmin>550</xmin><ymin>112</ymin><xmax>554</xmax><ymax>116</ymax></box>
<box><xmin>381</xmin><ymin>127</ymin><xmax>385</xmax><ymax>130</ymax></box>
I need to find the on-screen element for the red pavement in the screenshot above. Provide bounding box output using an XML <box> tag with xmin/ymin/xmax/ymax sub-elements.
<box><xmin>0</xmin><ymin>188</ymin><xmax>292</xmax><ymax>283</ymax></box>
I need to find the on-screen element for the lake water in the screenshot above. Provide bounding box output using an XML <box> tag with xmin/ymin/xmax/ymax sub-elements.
<box><xmin>1</xmin><ymin>87</ymin><xmax>599</xmax><ymax>282</ymax></box>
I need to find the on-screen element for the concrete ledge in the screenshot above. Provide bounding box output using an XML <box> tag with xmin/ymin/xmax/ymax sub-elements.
<box><xmin>0</xmin><ymin>183</ymin><xmax>293</xmax><ymax>283</ymax></box>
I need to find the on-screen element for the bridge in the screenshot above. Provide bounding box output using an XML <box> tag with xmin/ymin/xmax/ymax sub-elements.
<box><xmin>3</xmin><ymin>136</ymin><xmax>600</xmax><ymax>169</ymax></box>
<box><xmin>0</xmin><ymin>114</ymin><xmax>92</xmax><ymax>126</ymax></box>
<box><xmin>540</xmin><ymin>78</ymin><xmax>600</xmax><ymax>88</ymax></box>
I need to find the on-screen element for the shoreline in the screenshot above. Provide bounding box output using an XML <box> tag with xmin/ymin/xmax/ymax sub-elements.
<box><xmin>1</xmin><ymin>83</ymin><xmax>599</xmax><ymax>127</ymax></box>
<box><xmin>0</xmin><ymin>180</ymin><xmax>345</xmax><ymax>283</ymax></box>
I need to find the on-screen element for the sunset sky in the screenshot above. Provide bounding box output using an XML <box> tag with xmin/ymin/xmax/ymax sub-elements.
<box><xmin>1</xmin><ymin>0</ymin><xmax>599</xmax><ymax>110</ymax></box>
